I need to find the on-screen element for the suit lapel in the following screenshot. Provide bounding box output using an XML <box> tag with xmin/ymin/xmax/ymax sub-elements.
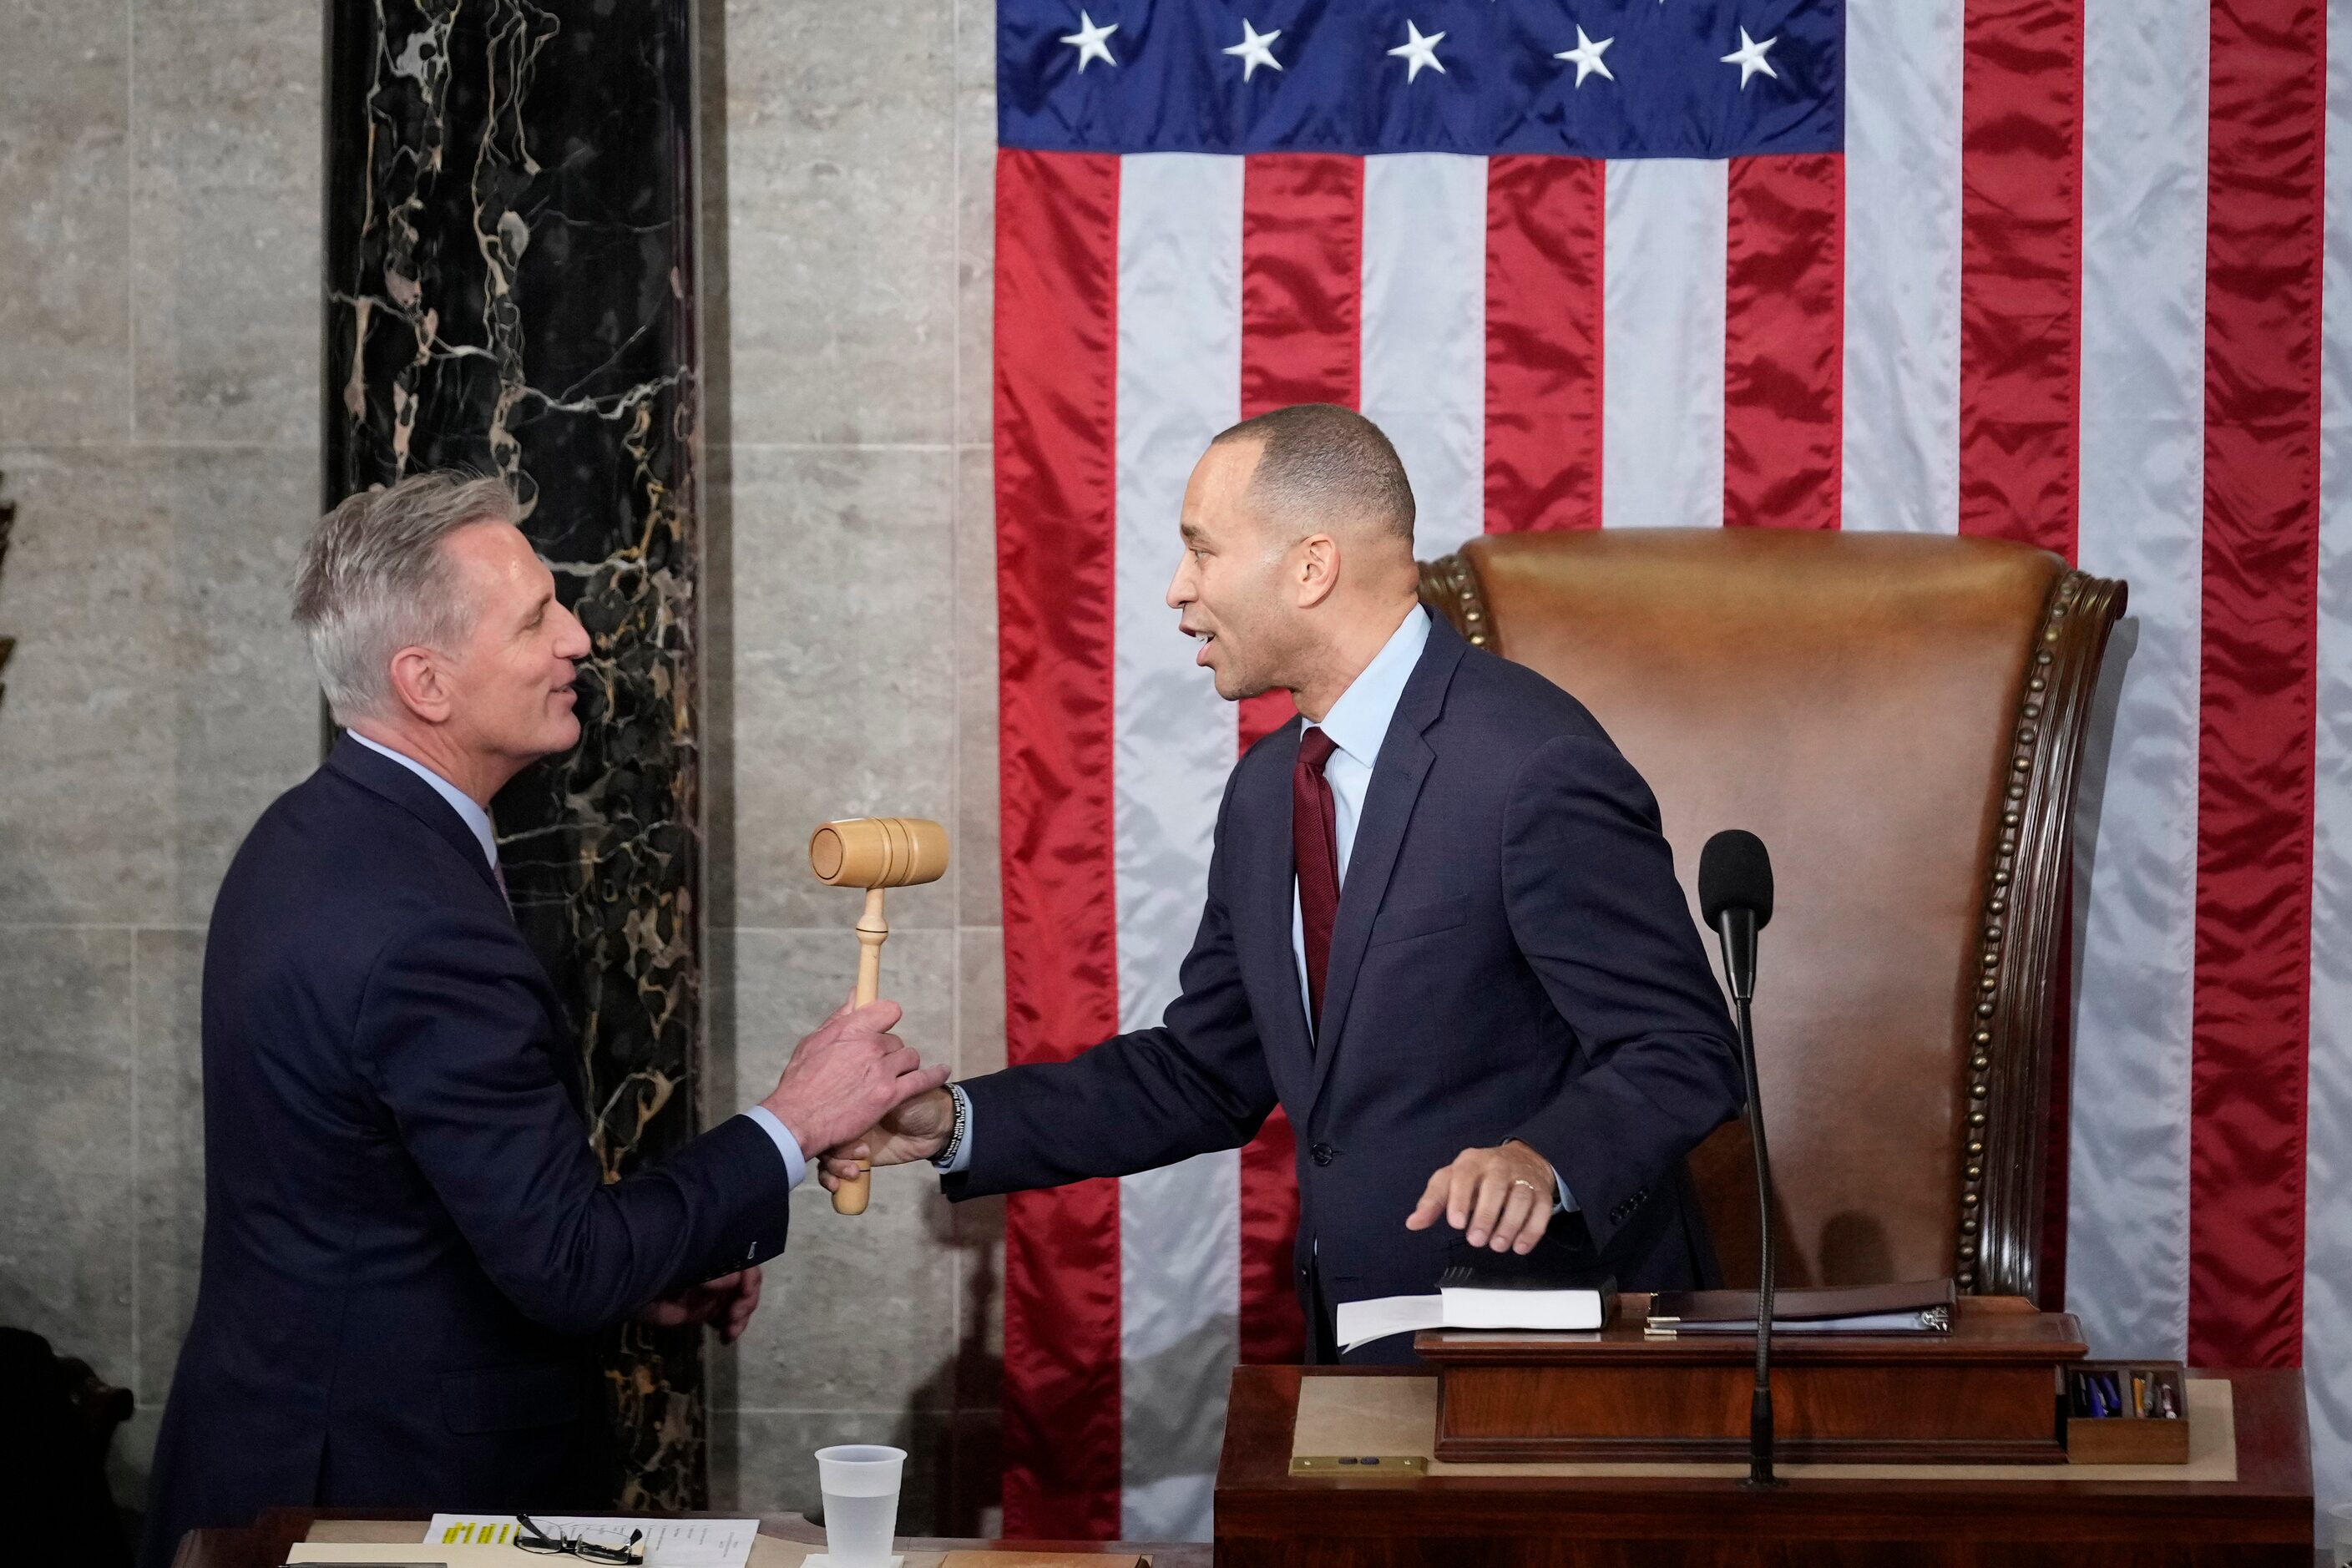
<box><xmin>325</xmin><ymin>735</ymin><xmax>585</xmax><ymax>1112</ymax></box>
<box><xmin>507</xmin><ymin>903</ymin><xmax>585</xmax><ymax>1113</ymax></box>
<box><xmin>1306</xmin><ymin>619</ymin><xmax>1468</xmax><ymax>1117</ymax></box>
<box><xmin>1246</xmin><ymin>722</ymin><xmax>1318</xmax><ymax>1088</ymax></box>
<box><xmin>323</xmin><ymin>734</ymin><xmax>508</xmax><ymax>908</ymax></box>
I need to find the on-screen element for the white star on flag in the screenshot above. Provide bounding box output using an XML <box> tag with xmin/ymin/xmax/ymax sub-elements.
<box><xmin>1060</xmin><ymin>10</ymin><xmax>1118</xmax><ymax>72</ymax></box>
<box><xmin>1223</xmin><ymin>19</ymin><xmax>1283</xmax><ymax>81</ymax></box>
<box><xmin>1720</xmin><ymin>26</ymin><xmax>1778</xmax><ymax>89</ymax></box>
<box><xmin>1388</xmin><ymin>20</ymin><xmax>1447</xmax><ymax>82</ymax></box>
<box><xmin>1555</xmin><ymin>26</ymin><xmax>1615</xmax><ymax>86</ymax></box>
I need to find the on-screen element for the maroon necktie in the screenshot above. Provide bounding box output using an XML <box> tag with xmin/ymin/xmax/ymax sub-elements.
<box><xmin>1294</xmin><ymin>726</ymin><xmax>1342</xmax><ymax>1035</ymax></box>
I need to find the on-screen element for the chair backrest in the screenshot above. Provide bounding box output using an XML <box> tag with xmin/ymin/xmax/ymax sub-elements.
<box><xmin>1419</xmin><ymin>530</ymin><xmax>2124</xmax><ymax>1302</ymax></box>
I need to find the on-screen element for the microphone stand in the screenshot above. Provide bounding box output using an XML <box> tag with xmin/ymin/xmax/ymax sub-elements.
<box><xmin>1716</xmin><ymin>907</ymin><xmax>1781</xmax><ymax>1490</ymax></box>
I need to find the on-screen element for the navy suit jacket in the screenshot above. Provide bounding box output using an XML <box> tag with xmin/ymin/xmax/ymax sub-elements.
<box><xmin>141</xmin><ymin>737</ymin><xmax>793</xmax><ymax>1566</ymax></box>
<box><xmin>947</xmin><ymin>617</ymin><xmax>1743</xmax><ymax>1344</ymax></box>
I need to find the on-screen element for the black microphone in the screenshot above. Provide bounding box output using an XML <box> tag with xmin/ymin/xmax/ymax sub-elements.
<box><xmin>1699</xmin><ymin>828</ymin><xmax>1773</xmax><ymax>1003</ymax></box>
<box><xmin>1698</xmin><ymin>829</ymin><xmax>1781</xmax><ymax>1490</ymax></box>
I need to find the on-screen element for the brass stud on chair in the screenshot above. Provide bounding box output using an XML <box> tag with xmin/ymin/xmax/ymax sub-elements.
<box><xmin>1954</xmin><ymin>568</ymin><xmax>2116</xmax><ymax>1295</ymax></box>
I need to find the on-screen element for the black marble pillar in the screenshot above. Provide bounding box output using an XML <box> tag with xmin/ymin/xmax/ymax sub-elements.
<box><xmin>323</xmin><ymin>0</ymin><xmax>707</xmax><ymax>1509</ymax></box>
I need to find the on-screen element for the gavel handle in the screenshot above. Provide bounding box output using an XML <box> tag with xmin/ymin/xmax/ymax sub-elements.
<box><xmin>832</xmin><ymin>888</ymin><xmax>888</xmax><ymax>1216</ymax></box>
<box><xmin>853</xmin><ymin>887</ymin><xmax>887</xmax><ymax>1009</ymax></box>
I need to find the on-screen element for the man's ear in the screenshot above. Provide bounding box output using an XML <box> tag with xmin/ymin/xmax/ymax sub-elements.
<box><xmin>386</xmin><ymin>645</ymin><xmax>454</xmax><ymax>725</ymax></box>
<box><xmin>1294</xmin><ymin>533</ymin><xmax>1340</xmax><ymax>609</ymax></box>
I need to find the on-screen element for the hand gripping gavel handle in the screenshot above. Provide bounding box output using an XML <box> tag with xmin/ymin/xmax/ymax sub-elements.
<box><xmin>832</xmin><ymin>888</ymin><xmax>888</xmax><ymax>1215</ymax></box>
<box><xmin>809</xmin><ymin>817</ymin><xmax>947</xmax><ymax>1218</ymax></box>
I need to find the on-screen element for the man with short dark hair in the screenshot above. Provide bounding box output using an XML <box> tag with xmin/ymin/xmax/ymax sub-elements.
<box><xmin>139</xmin><ymin>473</ymin><xmax>949</xmax><ymax>1565</ymax></box>
<box><xmin>837</xmin><ymin>404</ymin><xmax>1743</xmax><ymax>1359</ymax></box>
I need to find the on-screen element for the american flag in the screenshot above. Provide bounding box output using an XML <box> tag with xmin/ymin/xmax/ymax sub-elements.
<box><xmin>989</xmin><ymin>0</ymin><xmax>2348</xmax><ymax>1538</ymax></box>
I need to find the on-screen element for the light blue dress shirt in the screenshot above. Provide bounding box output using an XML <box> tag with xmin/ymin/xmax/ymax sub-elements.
<box><xmin>936</xmin><ymin>605</ymin><xmax>1569</xmax><ymax>1212</ymax></box>
<box><xmin>346</xmin><ymin>729</ymin><xmax>807</xmax><ymax>1191</ymax></box>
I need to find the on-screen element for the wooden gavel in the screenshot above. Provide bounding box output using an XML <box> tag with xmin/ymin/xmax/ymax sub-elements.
<box><xmin>808</xmin><ymin>816</ymin><xmax>949</xmax><ymax>1216</ymax></box>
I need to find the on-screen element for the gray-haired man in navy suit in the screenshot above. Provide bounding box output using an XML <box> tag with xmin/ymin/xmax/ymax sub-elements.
<box><xmin>141</xmin><ymin>474</ymin><xmax>950</xmax><ymax>1566</ymax></box>
<box><xmin>832</xmin><ymin>403</ymin><xmax>1744</xmax><ymax>1361</ymax></box>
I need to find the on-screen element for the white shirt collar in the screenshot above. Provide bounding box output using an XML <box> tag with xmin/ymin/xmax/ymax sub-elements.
<box><xmin>346</xmin><ymin>730</ymin><xmax>500</xmax><ymax>871</ymax></box>
<box><xmin>1305</xmin><ymin>604</ymin><xmax>1430</xmax><ymax>767</ymax></box>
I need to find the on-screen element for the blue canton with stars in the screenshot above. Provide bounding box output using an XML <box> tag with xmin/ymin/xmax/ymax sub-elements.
<box><xmin>1000</xmin><ymin>0</ymin><xmax>1843</xmax><ymax>159</ymax></box>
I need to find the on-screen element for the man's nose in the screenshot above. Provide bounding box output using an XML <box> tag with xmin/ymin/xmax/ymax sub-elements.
<box><xmin>1165</xmin><ymin>562</ymin><xmax>1193</xmax><ymax>610</ymax></box>
<box><xmin>556</xmin><ymin>604</ymin><xmax>592</xmax><ymax>659</ymax></box>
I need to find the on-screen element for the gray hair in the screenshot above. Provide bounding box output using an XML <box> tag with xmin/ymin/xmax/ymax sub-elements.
<box><xmin>1211</xmin><ymin>402</ymin><xmax>1416</xmax><ymax>544</ymax></box>
<box><xmin>292</xmin><ymin>472</ymin><xmax>518</xmax><ymax>723</ymax></box>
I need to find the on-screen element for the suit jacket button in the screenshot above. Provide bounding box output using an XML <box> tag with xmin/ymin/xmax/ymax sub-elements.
<box><xmin>1311</xmin><ymin>1143</ymin><xmax>1335</xmax><ymax>1166</ymax></box>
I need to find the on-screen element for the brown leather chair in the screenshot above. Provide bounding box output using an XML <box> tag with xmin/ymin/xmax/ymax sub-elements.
<box><xmin>1418</xmin><ymin>530</ymin><xmax>2124</xmax><ymax>1304</ymax></box>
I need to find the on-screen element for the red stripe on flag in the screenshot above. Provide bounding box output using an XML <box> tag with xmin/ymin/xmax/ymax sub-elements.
<box><xmin>1232</xmin><ymin>152</ymin><xmax>1364</xmax><ymax>1358</ymax></box>
<box><xmin>1723</xmin><ymin>153</ymin><xmax>1843</xmax><ymax>531</ymax></box>
<box><xmin>2188</xmin><ymin>0</ymin><xmax>2325</xmax><ymax>1372</ymax></box>
<box><xmin>993</xmin><ymin>147</ymin><xmax>1125</xmax><ymax>1540</ymax></box>
<box><xmin>1237</xmin><ymin>1106</ymin><xmax>1304</xmax><ymax>1364</ymax></box>
<box><xmin>1240</xmin><ymin>154</ymin><xmax>1364</xmax><ymax>414</ymax></box>
<box><xmin>1957</xmin><ymin>0</ymin><xmax>2083</xmax><ymax>556</ymax></box>
<box><xmin>1484</xmin><ymin>154</ymin><xmax>1606</xmax><ymax>534</ymax></box>
<box><xmin>1235</xmin><ymin>156</ymin><xmax>1363</xmax><ymax>749</ymax></box>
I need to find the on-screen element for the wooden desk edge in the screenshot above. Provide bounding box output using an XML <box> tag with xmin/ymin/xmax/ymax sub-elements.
<box><xmin>1214</xmin><ymin>1364</ymin><xmax>2314</xmax><ymax>1543</ymax></box>
<box><xmin>175</xmin><ymin>1510</ymin><xmax>1207</xmax><ymax>1568</ymax></box>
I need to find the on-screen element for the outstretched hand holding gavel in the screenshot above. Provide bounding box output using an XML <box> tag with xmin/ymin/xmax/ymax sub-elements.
<box><xmin>807</xmin><ymin>816</ymin><xmax>952</xmax><ymax>1213</ymax></box>
<box><xmin>757</xmin><ymin>994</ymin><xmax>949</xmax><ymax>1168</ymax></box>
<box><xmin>817</xmin><ymin>1082</ymin><xmax>959</xmax><ymax>1194</ymax></box>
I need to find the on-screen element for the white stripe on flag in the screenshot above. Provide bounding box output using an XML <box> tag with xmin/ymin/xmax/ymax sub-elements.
<box><xmin>1360</xmin><ymin>153</ymin><xmax>1490</xmax><ymax>558</ymax></box>
<box><xmin>1601</xmin><ymin>158</ymin><xmax>1727</xmax><ymax>529</ymax></box>
<box><xmin>2064</xmin><ymin>0</ymin><xmax>2208</xmax><ymax>1364</ymax></box>
<box><xmin>1839</xmin><ymin>0</ymin><xmax>1964</xmax><ymax>534</ymax></box>
<box><xmin>2307</xmin><ymin>0</ymin><xmax>2352</xmax><ymax>1520</ymax></box>
<box><xmin>1111</xmin><ymin>151</ymin><xmax>1242</xmax><ymax>1544</ymax></box>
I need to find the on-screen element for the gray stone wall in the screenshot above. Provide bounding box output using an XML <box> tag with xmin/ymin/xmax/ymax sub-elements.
<box><xmin>0</xmin><ymin>0</ymin><xmax>1004</xmax><ymax>1536</ymax></box>
<box><xmin>0</xmin><ymin>0</ymin><xmax>323</xmax><ymax>1515</ymax></box>
<box><xmin>701</xmin><ymin>0</ymin><xmax>1005</xmax><ymax>1533</ymax></box>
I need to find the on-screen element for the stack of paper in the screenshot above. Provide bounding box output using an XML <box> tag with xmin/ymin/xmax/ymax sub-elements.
<box><xmin>1335</xmin><ymin>1276</ymin><xmax>1613</xmax><ymax>1353</ymax></box>
<box><xmin>286</xmin><ymin>1515</ymin><xmax>762</xmax><ymax>1566</ymax></box>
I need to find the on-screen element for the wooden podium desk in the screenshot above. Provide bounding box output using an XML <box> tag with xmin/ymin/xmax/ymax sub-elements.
<box><xmin>171</xmin><ymin>1509</ymin><xmax>1208</xmax><ymax>1568</ymax></box>
<box><xmin>1214</xmin><ymin>1366</ymin><xmax>2314</xmax><ymax>1568</ymax></box>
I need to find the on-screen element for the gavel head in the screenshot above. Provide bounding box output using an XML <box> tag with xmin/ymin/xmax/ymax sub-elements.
<box><xmin>809</xmin><ymin>817</ymin><xmax>949</xmax><ymax>890</ymax></box>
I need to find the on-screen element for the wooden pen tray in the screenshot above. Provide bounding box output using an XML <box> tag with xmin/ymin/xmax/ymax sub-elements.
<box><xmin>2064</xmin><ymin>1361</ymin><xmax>2191</xmax><ymax>1464</ymax></box>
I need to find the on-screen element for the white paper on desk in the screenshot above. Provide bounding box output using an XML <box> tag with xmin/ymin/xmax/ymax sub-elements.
<box><xmin>423</xmin><ymin>1515</ymin><xmax>760</xmax><ymax>1566</ymax></box>
<box><xmin>1335</xmin><ymin>1293</ymin><xmax>1447</xmax><ymax>1353</ymax></box>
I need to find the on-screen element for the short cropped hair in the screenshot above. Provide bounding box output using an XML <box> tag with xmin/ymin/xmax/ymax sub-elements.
<box><xmin>1211</xmin><ymin>403</ymin><xmax>1415</xmax><ymax>543</ymax></box>
<box><xmin>292</xmin><ymin>472</ymin><xmax>518</xmax><ymax>723</ymax></box>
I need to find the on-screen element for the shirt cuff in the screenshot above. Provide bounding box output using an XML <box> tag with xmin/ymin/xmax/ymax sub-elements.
<box><xmin>933</xmin><ymin>1083</ymin><xmax>975</xmax><ymax>1175</ymax></box>
<box><xmin>742</xmin><ymin>1105</ymin><xmax>809</xmax><ymax>1190</ymax></box>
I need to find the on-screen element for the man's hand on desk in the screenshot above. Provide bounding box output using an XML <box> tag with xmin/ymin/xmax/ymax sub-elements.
<box><xmin>1405</xmin><ymin>1141</ymin><xmax>1559</xmax><ymax>1255</ymax></box>
<box><xmin>637</xmin><ymin>1266</ymin><xmax>762</xmax><ymax>1343</ymax></box>
<box><xmin>817</xmin><ymin>1086</ymin><xmax>957</xmax><ymax>1192</ymax></box>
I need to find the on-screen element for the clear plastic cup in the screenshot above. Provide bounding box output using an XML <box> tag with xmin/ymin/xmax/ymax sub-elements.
<box><xmin>815</xmin><ymin>1444</ymin><xmax>906</xmax><ymax>1568</ymax></box>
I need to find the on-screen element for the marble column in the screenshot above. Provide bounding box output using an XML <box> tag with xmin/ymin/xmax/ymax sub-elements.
<box><xmin>323</xmin><ymin>0</ymin><xmax>707</xmax><ymax>1508</ymax></box>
